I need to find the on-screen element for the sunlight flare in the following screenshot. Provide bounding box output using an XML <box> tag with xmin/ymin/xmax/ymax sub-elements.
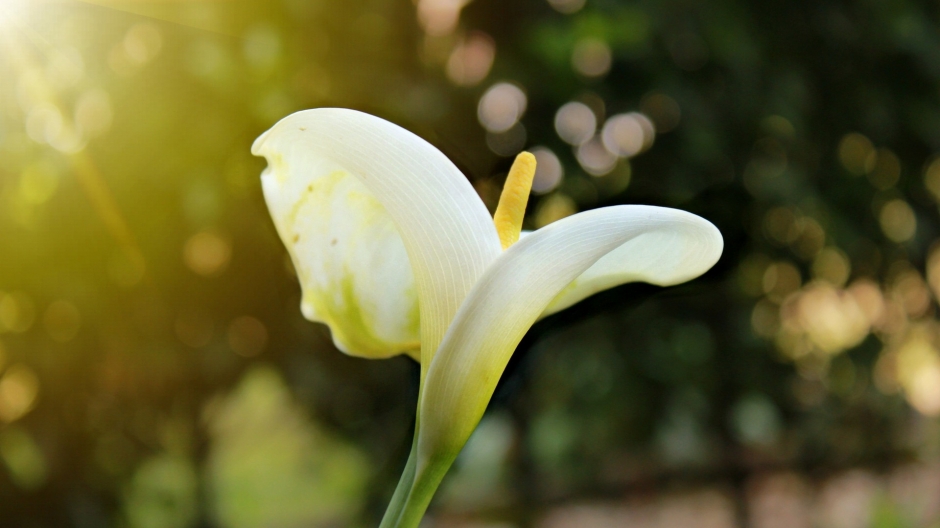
<box><xmin>0</xmin><ymin>0</ymin><xmax>25</xmax><ymax>29</ymax></box>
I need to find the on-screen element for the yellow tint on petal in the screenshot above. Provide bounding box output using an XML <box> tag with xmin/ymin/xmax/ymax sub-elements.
<box><xmin>254</xmin><ymin>109</ymin><xmax>504</xmax><ymax>372</ymax></box>
<box><xmin>265</xmin><ymin>164</ymin><xmax>420</xmax><ymax>360</ymax></box>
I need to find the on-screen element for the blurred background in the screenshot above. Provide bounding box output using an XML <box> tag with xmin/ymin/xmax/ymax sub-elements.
<box><xmin>2</xmin><ymin>0</ymin><xmax>940</xmax><ymax>526</ymax></box>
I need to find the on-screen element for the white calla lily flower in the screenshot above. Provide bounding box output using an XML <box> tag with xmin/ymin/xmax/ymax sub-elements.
<box><xmin>253</xmin><ymin>108</ymin><xmax>723</xmax><ymax>527</ymax></box>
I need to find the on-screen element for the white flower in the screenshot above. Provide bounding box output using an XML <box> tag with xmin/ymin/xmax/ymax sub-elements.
<box><xmin>253</xmin><ymin>108</ymin><xmax>723</xmax><ymax>526</ymax></box>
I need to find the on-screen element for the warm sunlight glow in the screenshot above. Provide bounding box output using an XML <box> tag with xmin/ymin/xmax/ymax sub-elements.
<box><xmin>0</xmin><ymin>0</ymin><xmax>25</xmax><ymax>29</ymax></box>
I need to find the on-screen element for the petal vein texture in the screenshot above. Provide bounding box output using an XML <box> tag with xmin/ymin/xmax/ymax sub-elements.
<box><xmin>418</xmin><ymin>205</ymin><xmax>722</xmax><ymax>462</ymax></box>
<box><xmin>253</xmin><ymin>108</ymin><xmax>503</xmax><ymax>364</ymax></box>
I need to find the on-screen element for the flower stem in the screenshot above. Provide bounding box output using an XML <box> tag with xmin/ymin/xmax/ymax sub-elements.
<box><xmin>379</xmin><ymin>432</ymin><xmax>418</xmax><ymax>528</ymax></box>
<box><xmin>392</xmin><ymin>452</ymin><xmax>458</xmax><ymax>528</ymax></box>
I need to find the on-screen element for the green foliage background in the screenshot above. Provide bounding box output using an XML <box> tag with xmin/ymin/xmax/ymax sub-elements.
<box><xmin>1</xmin><ymin>0</ymin><xmax>940</xmax><ymax>526</ymax></box>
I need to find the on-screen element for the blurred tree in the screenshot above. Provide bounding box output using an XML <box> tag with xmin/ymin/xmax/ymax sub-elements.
<box><xmin>1</xmin><ymin>0</ymin><xmax>940</xmax><ymax>525</ymax></box>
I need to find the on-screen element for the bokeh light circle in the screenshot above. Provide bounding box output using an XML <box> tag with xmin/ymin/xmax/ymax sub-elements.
<box><xmin>554</xmin><ymin>102</ymin><xmax>596</xmax><ymax>146</ymax></box>
<box><xmin>477</xmin><ymin>82</ymin><xmax>527</xmax><ymax>133</ymax></box>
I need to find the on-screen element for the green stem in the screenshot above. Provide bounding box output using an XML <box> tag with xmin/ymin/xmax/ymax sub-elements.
<box><xmin>383</xmin><ymin>359</ymin><xmax>451</xmax><ymax>527</ymax></box>
<box><xmin>378</xmin><ymin>434</ymin><xmax>418</xmax><ymax>528</ymax></box>
<box><xmin>382</xmin><ymin>372</ymin><xmax>425</xmax><ymax>528</ymax></box>
<box><xmin>392</xmin><ymin>452</ymin><xmax>459</xmax><ymax>528</ymax></box>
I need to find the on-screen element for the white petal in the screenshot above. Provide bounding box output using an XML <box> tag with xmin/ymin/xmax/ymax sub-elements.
<box><xmin>541</xmin><ymin>211</ymin><xmax>723</xmax><ymax>316</ymax></box>
<box><xmin>261</xmin><ymin>162</ymin><xmax>419</xmax><ymax>358</ymax></box>
<box><xmin>417</xmin><ymin>205</ymin><xmax>722</xmax><ymax>463</ymax></box>
<box><xmin>253</xmin><ymin>109</ymin><xmax>502</xmax><ymax>362</ymax></box>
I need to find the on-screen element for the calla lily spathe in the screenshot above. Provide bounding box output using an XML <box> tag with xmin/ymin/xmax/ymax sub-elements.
<box><xmin>253</xmin><ymin>108</ymin><xmax>723</xmax><ymax>526</ymax></box>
